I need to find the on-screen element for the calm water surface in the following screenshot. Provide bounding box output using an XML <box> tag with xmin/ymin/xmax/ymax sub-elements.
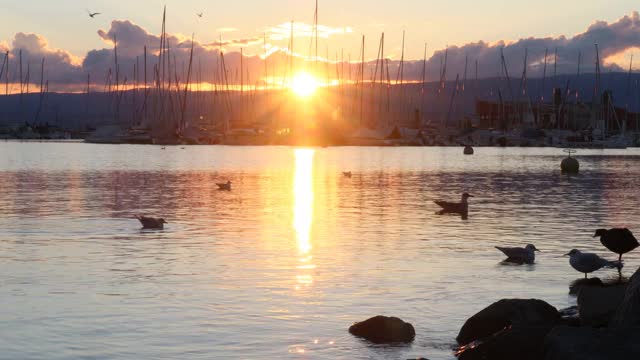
<box><xmin>1</xmin><ymin>143</ymin><xmax>640</xmax><ymax>360</ymax></box>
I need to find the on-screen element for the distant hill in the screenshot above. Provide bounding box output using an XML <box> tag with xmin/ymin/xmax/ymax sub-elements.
<box><xmin>0</xmin><ymin>72</ymin><xmax>638</xmax><ymax>130</ymax></box>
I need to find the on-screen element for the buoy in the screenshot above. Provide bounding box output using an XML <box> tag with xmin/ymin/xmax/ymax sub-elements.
<box><xmin>463</xmin><ymin>145</ymin><xmax>474</xmax><ymax>155</ymax></box>
<box><xmin>561</xmin><ymin>149</ymin><xmax>579</xmax><ymax>173</ymax></box>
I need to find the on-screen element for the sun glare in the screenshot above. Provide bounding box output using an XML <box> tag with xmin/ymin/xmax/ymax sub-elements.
<box><xmin>291</xmin><ymin>72</ymin><xmax>318</xmax><ymax>97</ymax></box>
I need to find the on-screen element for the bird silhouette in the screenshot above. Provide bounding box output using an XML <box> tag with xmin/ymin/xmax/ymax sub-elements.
<box><xmin>217</xmin><ymin>180</ymin><xmax>232</xmax><ymax>191</ymax></box>
<box><xmin>197</xmin><ymin>12</ymin><xmax>204</xmax><ymax>18</ymax></box>
<box><xmin>593</xmin><ymin>228</ymin><xmax>639</xmax><ymax>263</ymax></box>
<box><xmin>135</xmin><ymin>215</ymin><xmax>167</xmax><ymax>229</ymax></box>
<box><xmin>87</xmin><ymin>10</ymin><xmax>101</xmax><ymax>18</ymax></box>
<box><xmin>434</xmin><ymin>193</ymin><xmax>474</xmax><ymax>216</ymax></box>
<box><xmin>495</xmin><ymin>244</ymin><xmax>540</xmax><ymax>264</ymax></box>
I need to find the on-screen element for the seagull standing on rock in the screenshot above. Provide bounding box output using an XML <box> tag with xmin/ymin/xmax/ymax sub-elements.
<box><xmin>564</xmin><ymin>249</ymin><xmax>622</xmax><ymax>279</ymax></box>
<box><xmin>495</xmin><ymin>244</ymin><xmax>540</xmax><ymax>264</ymax></box>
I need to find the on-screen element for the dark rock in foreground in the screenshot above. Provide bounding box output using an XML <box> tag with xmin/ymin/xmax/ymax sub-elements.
<box><xmin>543</xmin><ymin>326</ymin><xmax>640</xmax><ymax>359</ymax></box>
<box><xmin>458</xmin><ymin>325</ymin><xmax>554</xmax><ymax>360</ymax></box>
<box><xmin>611</xmin><ymin>267</ymin><xmax>640</xmax><ymax>327</ymax></box>
<box><xmin>456</xmin><ymin>299</ymin><xmax>560</xmax><ymax>345</ymax></box>
<box><xmin>577</xmin><ymin>283</ymin><xmax>627</xmax><ymax>327</ymax></box>
<box><xmin>348</xmin><ymin>315</ymin><xmax>415</xmax><ymax>344</ymax></box>
<box><xmin>543</xmin><ymin>266</ymin><xmax>640</xmax><ymax>359</ymax></box>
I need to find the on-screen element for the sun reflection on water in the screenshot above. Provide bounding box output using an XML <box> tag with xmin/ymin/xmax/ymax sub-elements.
<box><xmin>293</xmin><ymin>149</ymin><xmax>315</xmax><ymax>287</ymax></box>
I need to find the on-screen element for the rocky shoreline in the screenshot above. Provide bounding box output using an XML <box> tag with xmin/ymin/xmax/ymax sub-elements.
<box><xmin>349</xmin><ymin>266</ymin><xmax>640</xmax><ymax>359</ymax></box>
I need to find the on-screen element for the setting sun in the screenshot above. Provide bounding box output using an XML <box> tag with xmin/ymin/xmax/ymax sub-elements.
<box><xmin>290</xmin><ymin>72</ymin><xmax>318</xmax><ymax>97</ymax></box>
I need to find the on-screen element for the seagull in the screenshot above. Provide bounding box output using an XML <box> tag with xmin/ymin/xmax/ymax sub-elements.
<box><xmin>495</xmin><ymin>244</ymin><xmax>540</xmax><ymax>264</ymax></box>
<box><xmin>135</xmin><ymin>215</ymin><xmax>167</xmax><ymax>229</ymax></box>
<box><xmin>343</xmin><ymin>171</ymin><xmax>352</xmax><ymax>178</ymax></box>
<box><xmin>564</xmin><ymin>249</ymin><xmax>622</xmax><ymax>279</ymax></box>
<box><xmin>434</xmin><ymin>193</ymin><xmax>473</xmax><ymax>215</ymax></box>
<box><xmin>217</xmin><ymin>180</ymin><xmax>231</xmax><ymax>191</ymax></box>
<box><xmin>593</xmin><ymin>228</ymin><xmax>639</xmax><ymax>263</ymax></box>
<box><xmin>87</xmin><ymin>10</ymin><xmax>101</xmax><ymax>18</ymax></box>
<box><xmin>196</xmin><ymin>12</ymin><xmax>204</xmax><ymax>18</ymax></box>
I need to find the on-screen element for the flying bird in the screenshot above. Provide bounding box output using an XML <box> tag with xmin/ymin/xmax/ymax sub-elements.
<box><xmin>495</xmin><ymin>244</ymin><xmax>540</xmax><ymax>264</ymax></box>
<box><xmin>593</xmin><ymin>228</ymin><xmax>639</xmax><ymax>262</ymax></box>
<box><xmin>135</xmin><ymin>215</ymin><xmax>167</xmax><ymax>229</ymax></box>
<box><xmin>434</xmin><ymin>192</ymin><xmax>474</xmax><ymax>216</ymax></box>
<box><xmin>217</xmin><ymin>180</ymin><xmax>232</xmax><ymax>191</ymax></box>
<box><xmin>87</xmin><ymin>10</ymin><xmax>101</xmax><ymax>18</ymax></box>
<box><xmin>564</xmin><ymin>249</ymin><xmax>622</xmax><ymax>279</ymax></box>
<box><xmin>197</xmin><ymin>12</ymin><xmax>204</xmax><ymax>18</ymax></box>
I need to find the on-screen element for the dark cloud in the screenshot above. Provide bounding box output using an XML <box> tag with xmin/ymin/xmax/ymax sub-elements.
<box><xmin>404</xmin><ymin>11</ymin><xmax>640</xmax><ymax>81</ymax></box>
<box><xmin>1</xmin><ymin>12</ymin><xmax>640</xmax><ymax>90</ymax></box>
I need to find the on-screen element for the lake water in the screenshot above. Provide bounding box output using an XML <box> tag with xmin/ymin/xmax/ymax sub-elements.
<box><xmin>1</xmin><ymin>142</ymin><xmax>639</xmax><ymax>360</ymax></box>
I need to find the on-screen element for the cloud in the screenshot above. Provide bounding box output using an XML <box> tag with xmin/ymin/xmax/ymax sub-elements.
<box><xmin>203</xmin><ymin>37</ymin><xmax>262</xmax><ymax>48</ymax></box>
<box><xmin>1</xmin><ymin>12</ymin><xmax>640</xmax><ymax>91</ymax></box>
<box><xmin>401</xmin><ymin>11</ymin><xmax>640</xmax><ymax>81</ymax></box>
<box><xmin>216</xmin><ymin>27</ymin><xmax>239</xmax><ymax>33</ymax></box>
<box><xmin>7</xmin><ymin>32</ymin><xmax>82</xmax><ymax>84</ymax></box>
<box><xmin>269</xmin><ymin>22</ymin><xmax>353</xmax><ymax>41</ymax></box>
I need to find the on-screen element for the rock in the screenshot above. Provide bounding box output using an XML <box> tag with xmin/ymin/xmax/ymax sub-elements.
<box><xmin>543</xmin><ymin>325</ymin><xmax>640</xmax><ymax>360</ymax></box>
<box><xmin>611</xmin><ymin>266</ymin><xmax>640</xmax><ymax>327</ymax></box>
<box><xmin>457</xmin><ymin>325</ymin><xmax>553</xmax><ymax>360</ymax></box>
<box><xmin>348</xmin><ymin>315</ymin><xmax>415</xmax><ymax>344</ymax></box>
<box><xmin>577</xmin><ymin>283</ymin><xmax>627</xmax><ymax>327</ymax></box>
<box><xmin>456</xmin><ymin>299</ymin><xmax>560</xmax><ymax>345</ymax></box>
<box><xmin>558</xmin><ymin>306</ymin><xmax>580</xmax><ymax>327</ymax></box>
<box><xmin>569</xmin><ymin>278</ymin><xmax>604</xmax><ymax>296</ymax></box>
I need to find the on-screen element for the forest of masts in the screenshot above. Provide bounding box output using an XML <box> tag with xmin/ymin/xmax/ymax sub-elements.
<box><xmin>1</xmin><ymin>4</ymin><xmax>638</xmax><ymax>136</ymax></box>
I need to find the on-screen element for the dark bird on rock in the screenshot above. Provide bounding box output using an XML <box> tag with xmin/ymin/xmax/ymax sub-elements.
<box><xmin>435</xmin><ymin>193</ymin><xmax>473</xmax><ymax>215</ymax></box>
<box><xmin>594</xmin><ymin>228</ymin><xmax>639</xmax><ymax>262</ymax></box>
<box><xmin>135</xmin><ymin>215</ymin><xmax>167</xmax><ymax>229</ymax></box>
<box><xmin>217</xmin><ymin>180</ymin><xmax>231</xmax><ymax>191</ymax></box>
<box><xmin>495</xmin><ymin>244</ymin><xmax>540</xmax><ymax>264</ymax></box>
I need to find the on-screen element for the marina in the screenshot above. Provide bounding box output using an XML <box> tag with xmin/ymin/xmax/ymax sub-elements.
<box><xmin>3</xmin><ymin>2</ymin><xmax>640</xmax><ymax>359</ymax></box>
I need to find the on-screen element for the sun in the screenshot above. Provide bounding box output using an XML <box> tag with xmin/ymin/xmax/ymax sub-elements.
<box><xmin>291</xmin><ymin>72</ymin><xmax>318</xmax><ymax>98</ymax></box>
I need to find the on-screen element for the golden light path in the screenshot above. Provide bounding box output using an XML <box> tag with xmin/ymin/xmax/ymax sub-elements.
<box><xmin>293</xmin><ymin>148</ymin><xmax>315</xmax><ymax>287</ymax></box>
<box><xmin>290</xmin><ymin>71</ymin><xmax>319</xmax><ymax>98</ymax></box>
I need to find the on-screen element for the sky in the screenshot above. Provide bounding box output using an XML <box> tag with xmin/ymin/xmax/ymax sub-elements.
<box><xmin>0</xmin><ymin>0</ymin><xmax>639</xmax><ymax>90</ymax></box>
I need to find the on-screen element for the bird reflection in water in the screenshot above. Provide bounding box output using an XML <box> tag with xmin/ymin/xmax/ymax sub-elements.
<box><xmin>293</xmin><ymin>149</ymin><xmax>316</xmax><ymax>289</ymax></box>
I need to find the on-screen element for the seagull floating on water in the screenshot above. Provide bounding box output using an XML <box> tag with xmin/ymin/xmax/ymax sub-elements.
<box><xmin>593</xmin><ymin>228</ymin><xmax>638</xmax><ymax>263</ymax></box>
<box><xmin>564</xmin><ymin>249</ymin><xmax>622</xmax><ymax>279</ymax></box>
<box><xmin>217</xmin><ymin>180</ymin><xmax>232</xmax><ymax>191</ymax></box>
<box><xmin>87</xmin><ymin>10</ymin><xmax>101</xmax><ymax>18</ymax></box>
<box><xmin>495</xmin><ymin>244</ymin><xmax>540</xmax><ymax>264</ymax></box>
<box><xmin>343</xmin><ymin>171</ymin><xmax>352</xmax><ymax>178</ymax></box>
<box><xmin>434</xmin><ymin>193</ymin><xmax>473</xmax><ymax>215</ymax></box>
<box><xmin>135</xmin><ymin>215</ymin><xmax>167</xmax><ymax>229</ymax></box>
